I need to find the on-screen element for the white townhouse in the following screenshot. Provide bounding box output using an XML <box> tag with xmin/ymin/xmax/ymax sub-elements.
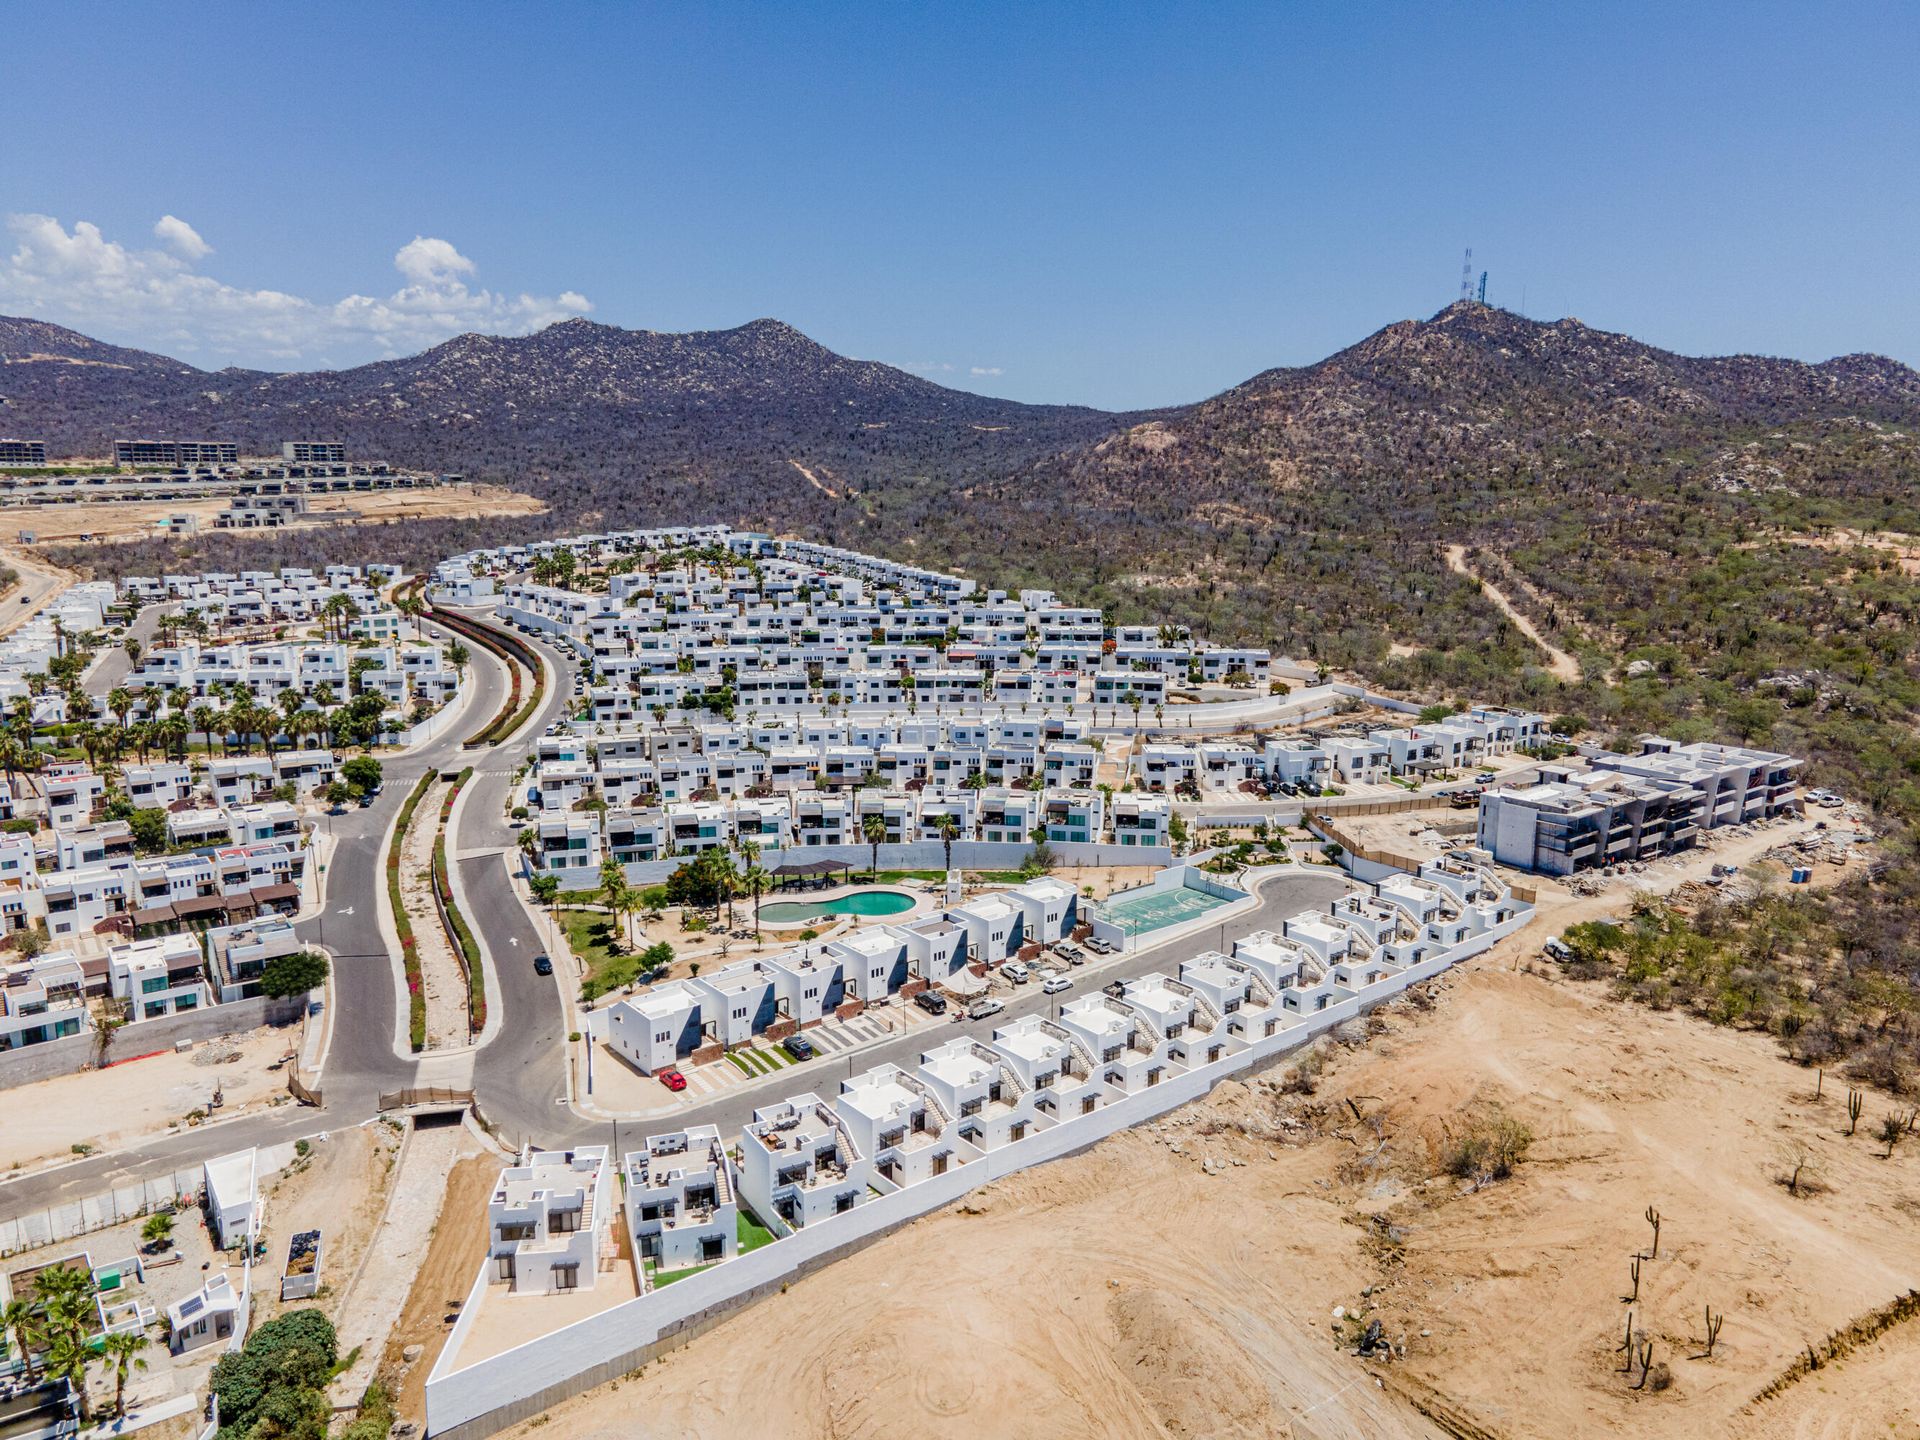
<box><xmin>834</xmin><ymin>1064</ymin><xmax>980</xmax><ymax>1188</ymax></box>
<box><xmin>622</xmin><ymin>1126</ymin><xmax>738</xmax><ymax>1272</ymax></box>
<box><xmin>739</xmin><ymin>1094</ymin><xmax>873</xmax><ymax>1233</ymax></box>
<box><xmin>486</xmin><ymin>1146</ymin><xmax>612</xmax><ymax>1296</ymax></box>
<box><xmin>109</xmin><ymin>932</ymin><xmax>210</xmax><ymax>1021</ymax></box>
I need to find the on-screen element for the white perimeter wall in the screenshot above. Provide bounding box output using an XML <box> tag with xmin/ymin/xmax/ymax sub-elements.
<box><xmin>424</xmin><ymin>906</ymin><xmax>1534</xmax><ymax>1439</ymax></box>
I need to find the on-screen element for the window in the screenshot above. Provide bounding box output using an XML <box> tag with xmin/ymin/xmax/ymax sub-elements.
<box><xmin>552</xmin><ymin>1263</ymin><xmax>579</xmax><ymax>1292</ymax></box>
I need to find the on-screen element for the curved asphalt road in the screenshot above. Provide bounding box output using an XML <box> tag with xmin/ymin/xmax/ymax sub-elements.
<box><xmin>0</xmin><ymin>612</ymin><xmax>1355</xmax><ymax>1206</ymax></box>
<box><xmin>0</xmin><ymin>609</ymin><xmax>540</xmax><ymax>1208</ymax></box>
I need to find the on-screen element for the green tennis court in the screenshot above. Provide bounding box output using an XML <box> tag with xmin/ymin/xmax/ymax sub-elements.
<box><xmin>1102</xmin><ymin>882</ymin><xmax>1235</xmax><ymax>936</ymax></box>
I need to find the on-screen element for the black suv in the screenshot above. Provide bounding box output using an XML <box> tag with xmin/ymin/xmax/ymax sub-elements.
<box><xmin>783</xmin><ymin>1035</ymin><xmax>816</xmax><ymax>1061</ymax></box>
<box><xmin>913</xmin><ymin>990</ymin><xmax>948</xmax><ymax>1015</ymax></box>
<box><xmin>532</xmin><ymin>954</ymin><xmax>553</xmax><ymax>976</ymax></box>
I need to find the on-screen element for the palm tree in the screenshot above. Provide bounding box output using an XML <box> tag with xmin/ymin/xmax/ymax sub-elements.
<box><xmin>862</xmin><ymin>811</ymin><xmax>886</xmax><ymax>881</ymax></box>
<box><xmin>107</xmin><ymin>687</ymin><xmax>133</xmax><ymax>733</ymax></box>
<box><xmin>741</xmin><ymin>862</ymin><xmax>771</xmax><ymax>939</ymax></box>
<box><xmin>517</xmin><ymin>825</ymin><xmax>540</xmax><ymax>872</ymax></box>
<box><xmin>101</xmin><ymin>1330</ymin><xmax>149</xmax><ymax>1418</ymax></box>
<box><xmin>189</xmin><ymin>704</ymin><xmax>217</xmax><ymax>758</ymax></box>
<box><xmin>1</xmin><ymin>1296</ymin><xmax>40</xmax><ymax>1381</ymax></box>
<box><xmin>936</xmin><ymin>814</ymin><xmax>959</xmax><ymax>875</ymax></box>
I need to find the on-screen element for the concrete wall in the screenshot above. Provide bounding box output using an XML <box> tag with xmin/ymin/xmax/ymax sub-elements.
<box><xmin>0</xmin><ymin>993</ymin><xmax>306</xmax><ymax>1090</ymax></box>
<box><xmin>424</xmin><ymin>906</ymin><xmax>1534</xmax><ymax>1438</ymax></box>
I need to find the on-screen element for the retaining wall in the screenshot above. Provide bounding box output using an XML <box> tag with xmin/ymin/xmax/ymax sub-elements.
<box><xmin>423</xmin><ymin>905</ymin><xmax>1533</xmax><ymax>1438</ymax></box>
<box><xmin>0</xmin><ymin>993</ymin><xmax>306</xmax><ymax>1090</ymax></box>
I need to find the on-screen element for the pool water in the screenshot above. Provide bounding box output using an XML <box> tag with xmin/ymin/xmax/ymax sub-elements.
<box><xmin>758</xmin><ymin>889</ymin><xmax>917</xmax><ymax>924</ymax></box>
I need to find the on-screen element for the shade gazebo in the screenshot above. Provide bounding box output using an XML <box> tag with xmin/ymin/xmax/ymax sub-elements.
<box><xmin>771</xmin><ymin>858</ymin><xmax>852</xmax><ymax>891</ymax></box>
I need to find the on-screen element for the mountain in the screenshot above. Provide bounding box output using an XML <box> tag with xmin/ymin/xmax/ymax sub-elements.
<box><xmin>0</xmin><ymin>314</ymin><xmax>1125</xmax><ymax>525</ymax></box>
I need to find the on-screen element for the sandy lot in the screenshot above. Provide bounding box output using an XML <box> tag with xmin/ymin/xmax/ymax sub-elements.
<box><xmin>1</xmin><ymin>483</ymin><xmax>544</xmax><ymax>546</ymax></box>
<box><xmin>500</xmin><ymin>911</ymin><xmax>1920</xmax><ymax>1440</ymax></box>
<box><xmin>377</xmin><ymin>1150</ymin><xmax>502</xmax><ymax>1422</ymax></box>
<box><xmin>0</xmin><ymin>1026</ymin><xmax>300</xmax><ymax>1173</ymax></box>
<box><xmin>249</xmin><ymin>1121</ymin><xmax>403</xmax><ymax>1328</ymax></box>
<box><xmin>332</xmin><ymin>1119</ymin><xmax>489</xmax><ymax>1403</ymax></box>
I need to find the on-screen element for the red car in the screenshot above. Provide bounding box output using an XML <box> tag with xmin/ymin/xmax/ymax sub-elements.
<box><xmin>657</xmin><ymin>1068</ymin><xmax>688</xmax><ymax>1092</ymax></box>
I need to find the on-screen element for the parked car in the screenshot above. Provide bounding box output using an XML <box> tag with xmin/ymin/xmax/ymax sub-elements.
<box><xmin>657</xmin><ymin>1068</ymin><xmax>687</xmax><ymax>1092</ymax></box>
<box><xmin>1003</xmin><ymin>961</ymin><xmax>1030</xmax><ymax>984</ymax></box>
<box><xmin>965</xmin><ymin>997</ymin><xmax>1005</xmax><ymax>1021</ymax></box>
<box><xmin>913</xmin><ymin>990</ymin><xmax>948</xmax><ymax>1015</ymax></box>
<box><xmin>1542</xmin><ymin>938</ymin><xmax>1572</xmax><ymax>963</ymax></box>
<box><xmin>1057</xmin><ymin>945</ymin><xmax>1086</xmax><ymax>965</ymax></box>
<box><xmin>1040</xmin><ymin>971</ymin><xmax>1073</xmax><ymax>995</ymax></box>
<box><xmin>782</xmin><ymin>1035</ymin><xmax>815</xmax><ymax>1061</ymax></box>
<box><xmin>532</xmin><ymin>953</ymin><xmax>553</xmax><ymax>976</ymax></box>
<box><xmin>1104</xmin><ymin>980</ymin><xmax>1128</xmax><ymax>998</ymax></box>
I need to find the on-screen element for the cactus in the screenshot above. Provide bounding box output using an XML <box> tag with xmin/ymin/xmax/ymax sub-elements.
<box><xmin>1847</xmin><ymin>1088</ymin><xmax>1864</xmax><ymax>1136</ymax></box>
<box><xmin>1632</xmin><ymin>1338</ymin><xmax>1655</xmax><ymax>1390</ymax></box>
<box><xmin>1624</xmin><ymin>1255</ymin><xmax>1641</xmax><ymax>1303</ymax></box>
<box><xmin>1704</xmin><ymin>1305</ymin><xmax>1724</xmax><ymax>1359</ymax></box>
<box><xmin>1644</xmin><ymin>1205</ymin><xmax>1662</xmax><ymax>1259</ymax></box>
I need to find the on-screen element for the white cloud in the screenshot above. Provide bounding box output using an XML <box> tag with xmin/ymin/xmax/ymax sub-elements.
<box><xmin>0</xmin><ymin>213</ymin><xmax>591</xmax><ymax>367</ymax></box>
<box><xmin>970</xmin><ymin>365</ymin><xmax>1003</xmax><ymax>377</ymax></box>
<box><xmin>153</xmin><ymin>215</ymin><xmax>210</xmax><ymax>261</ymax></box>
<box><xmin>393</xmin><ymin>235</ymin><xmax>474</xmax><ymax>287</ymax></box>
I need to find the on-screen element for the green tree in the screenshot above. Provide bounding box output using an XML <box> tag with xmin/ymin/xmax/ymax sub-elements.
<box><xmin>141</xmin><ymin>1212</ymin><xmax>175</xmax><ymax>1252</ymax></box>
<box><xmin>211</xmin><ymin>1309</ymin><xmax>338</xmax><ymax>1440</ymax></box>
<box><xmin>341</xmin><ymin>754</ymin><xmax>383</xmax><ymax>793</ymax></box>
<box><xmin>862</xmin><ymin>811</ymin><xmax>887</xmax><ymax>879</ymax></box>
<box><xmin>1</xmin><ymin>1296</ymin><xmax>41</xmax><ymax>1381</ymax></box>
<box><xmin>128</xmin><ymin>807</ymin><xmax>168</xmax><ymax>854</ymax></box>
<box><xmin>261</xmin><ymin>949</ymin><xmax>329</xmax><ymax>998</ymax></box>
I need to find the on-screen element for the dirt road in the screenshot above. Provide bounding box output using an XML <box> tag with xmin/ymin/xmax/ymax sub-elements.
<box><xmin>1445</xmin><ymin>543</ymin><xmax>1584</xmax><ymax>684</ymax></box>
<box><xmin>0</xmin><ymin>545</ymin><xmax>75</xmax><ymax>637</ymax></box>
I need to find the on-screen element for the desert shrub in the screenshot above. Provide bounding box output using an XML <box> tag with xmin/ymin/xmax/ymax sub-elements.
<box><xmin>1439</xmin><ymin>1105</ymin><xmax>1533</xmax><ymax>1188</ymax></box>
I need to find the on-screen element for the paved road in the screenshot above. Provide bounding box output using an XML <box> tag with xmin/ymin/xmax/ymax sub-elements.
<box><xmin>0</xmin><ymin>612</ymin><xmax>1357</xmax><ymax>1207</ymax></box>
<box><xmin>85</xmin><ymin>601</ymin><xmax>174</xmax><ymax>694</ymax></box>
<box><xmin>457</xmin><ymin>625</ymin><xmax>579</xmax><ymax>1146</ymax></box>
<box><xmin>0</xmin><ymin>614</ymin><xmax>518</xmax><ymax>1211</ymax></box>
<box><xmin>0</xmin><ymin>547</ymin><xmax>72</xmax><ymax>639</ymax></box>
<box><xmin>539</xmin><ymin>864</ymin><xmax>1356</xmax><ymax>1152</ymax></box>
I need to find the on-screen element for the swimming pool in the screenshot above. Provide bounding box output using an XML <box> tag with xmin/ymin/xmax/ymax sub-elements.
<box><xmin>757</xmin><ymin>889</ymin><xmax>917</xmax><ymax>924</ymax></box>
<box><xmin>1100</xmin><ymin>882</ymin><xmax>1236</xmax><ymax>936</ymax></box>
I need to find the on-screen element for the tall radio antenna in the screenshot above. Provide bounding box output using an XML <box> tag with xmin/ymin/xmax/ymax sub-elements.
<box><xmin>1459</xmin><ymin>247</ymin><xmax>1474</xmax><ymax>302</ymax></box>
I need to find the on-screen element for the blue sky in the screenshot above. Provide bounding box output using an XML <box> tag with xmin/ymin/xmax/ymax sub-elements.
<box><xmin>2</xmin><ymin>2</ymin><xmax>1914</xmax><ymax>409</ymax></box>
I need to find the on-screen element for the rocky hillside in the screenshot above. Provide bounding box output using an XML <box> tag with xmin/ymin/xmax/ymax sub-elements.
<box><xmin>0</xmin><ymin>314</ymin><xmax>1125</xmax><ymax>525</ymax></box>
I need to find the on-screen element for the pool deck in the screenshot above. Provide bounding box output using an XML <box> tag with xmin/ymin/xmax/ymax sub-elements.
<box><xmin>755</xmin><ymin>882</ymin><xmax>938</xmax><ymax>927</ymax></box>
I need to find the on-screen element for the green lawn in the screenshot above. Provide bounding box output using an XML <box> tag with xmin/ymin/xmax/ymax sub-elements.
<box><xmin>556</xmin><ymin>907</ymin><xmax>654</xmax><ymax>999</ymax></box>
<box><xmin>737</xmin><ymin>1210</ymin><xmax>776</xmax><ymax>1253</ymax></box>
<box><xmin>650</xmin><ymin>1212</ymin><xmax>779</xmax><ymax>1288</ymax></box>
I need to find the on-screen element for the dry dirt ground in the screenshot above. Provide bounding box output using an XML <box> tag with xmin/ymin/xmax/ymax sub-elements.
<box><xmin>331</xmin><ymin>1119</ymin><xmax>489</xmax><ymax>1403</ymax></box>
<box><xmin>0</xmin><ymin>1026</ymin><xmax>300</xmax><ymax>1173</ymax></box>
<box><xmin>498</xmin><ymin>933</ymin><xmax>1919</xmax><ymax>1440</ymax></box>
<box><xmin>248</xmin><ymin>1121</ymin><xmax>403</xmax><ymax>1329</ymax></box>
<box><xmin>1</xmin><ymin>483</ymin><xmax>544</xmax><ymax>546</ymax></box>
<box><xmin>376</xmin><ymin>1151</ymin><xmax>503</xmax><ymax>1423</ymax></box>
